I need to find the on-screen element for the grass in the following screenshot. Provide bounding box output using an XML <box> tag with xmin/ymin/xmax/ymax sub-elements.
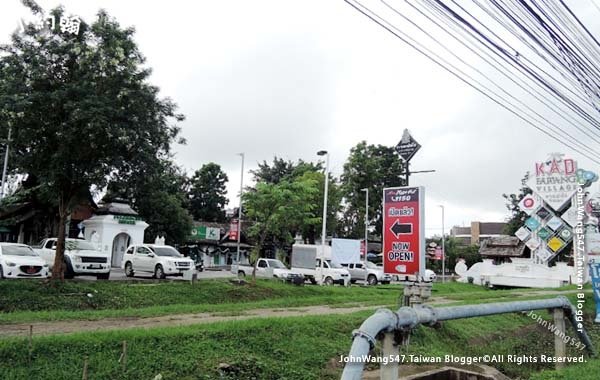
<box><xmin>0</xmin><ymin>279</ymin><xmax>583</xmax><ymax>324</ymax></box>
<box><xmin>1</xmin><ymin>300</ymin><xmax>598</xmax><ymax>380</ymax></box>
<box><xmin>0</xmin><ymin>280</ymin><xmax>597</xmax><ymax>379</ymax></box>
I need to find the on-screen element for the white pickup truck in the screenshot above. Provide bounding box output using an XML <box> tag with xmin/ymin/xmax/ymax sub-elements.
<box><xmin>232</xmin><ymin>258</ymin><xmax>304</xmax><ymax>283</ymax></box>
<box><xmin>341</xmin><ymin>261</ymin><xmax>392</xmax><ymax>285</ymax></box>
<box><xmin>34</xmin><ymin>238</ymin><xmax>111</xmax><ymax>279</ymax></box>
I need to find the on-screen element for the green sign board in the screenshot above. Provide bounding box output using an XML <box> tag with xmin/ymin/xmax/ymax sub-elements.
<box><xmin>190</xmin><ymin>226</ymin><xmax>220</xmax><ymax>241</ymax></box>
<box><xmin>113</xmin><ymin>215</ymin><xmax>141</xmax><ymax>225</ymax></box>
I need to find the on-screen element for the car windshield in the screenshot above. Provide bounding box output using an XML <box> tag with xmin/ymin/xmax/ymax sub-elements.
<box><xmin>267</xmin><ymin>259</ymin><xmax>286</xmax><ymax>268</ymax></box>
<box><xmin>65</xmin><ymin>240</ymin><xmax>97</xmax><ymax>251</ymax></box>
<box><xmin>327</xmin><ymin>260</ymin><xmax>344</xmax><ymax>268</ymax></box>
<box><xmin>2</xmin><ymin>245</ymin><xmax>38</xmax><ymax>257</ymax></box>
<box><xmin>366</xmin><ymin>261</ymin><xmax>379</xmax><ymax>269</ymax></box>
<box><xmin>150</xmin><ymin>246</ymin><xmax>182</xmax><ymax>257</ymax></box>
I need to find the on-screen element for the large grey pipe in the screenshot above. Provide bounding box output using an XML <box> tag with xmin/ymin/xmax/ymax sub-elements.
<box><xmin>341</xmin><ymin>296</ymin><xmax>596</xmax><ymax>380</ymax></box>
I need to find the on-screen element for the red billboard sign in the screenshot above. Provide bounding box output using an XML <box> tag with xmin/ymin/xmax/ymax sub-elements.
<box><xmin>383</xmin><ymin>186</ymin><xmax>425</xmax><ymax>279</ymax></box>
<box><xmin>230</xmin><ymin>219</ymin><xmax>239</xmax><ymax>241</ymax></box>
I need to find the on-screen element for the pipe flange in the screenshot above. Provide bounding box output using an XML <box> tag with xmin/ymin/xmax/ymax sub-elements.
<box><xmin>352</xmin><ymin>329</ymin><xmax>377</xmax><ymax>350</ymax></box>
<box><xmin>376</xmin><ymin>308</ymin><xmax>399</xmax><ymax>331</ymax></box>
<box><xmin>419</xmin><ymin>304</ymin><xmax>438</xmax><ymax>326</ymax></box>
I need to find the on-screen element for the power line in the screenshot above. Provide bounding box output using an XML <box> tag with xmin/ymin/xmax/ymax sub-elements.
<box><xmin>343</xmin><ymin>0</ymin><xmax>600</xmax><ymax>164</ymax></box>
<box><xmin>343</xmin><ymin>0</ymin><xmax>600</xmax><ymax>162</ymax></box>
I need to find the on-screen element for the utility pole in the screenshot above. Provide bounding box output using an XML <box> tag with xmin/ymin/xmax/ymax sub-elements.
<box><xmin>317</xmin><ymin>150</ymin><xmax>329</xmax><ymax>285</ymax></box>
<box><xmin>236</xmin><ymin>153</ymin><xmax>244</xmax><ymax>266</ymax></box>
<box><xmin>361</xmin><ymin>188</ymin><xmax>369</xmax><ymax>284</ymax></box>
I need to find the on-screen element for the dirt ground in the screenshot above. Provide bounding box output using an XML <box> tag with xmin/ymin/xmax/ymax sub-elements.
<box><xmin>0</xmin><ymin>304</ymin><xmax>390</xmax><ymax>338</ymax></box>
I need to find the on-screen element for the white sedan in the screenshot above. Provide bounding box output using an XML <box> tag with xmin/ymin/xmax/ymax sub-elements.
<box><xmin>0</xmin><ymin>243</ymin><xmax>49</xmax><ymax>279</ymax></box>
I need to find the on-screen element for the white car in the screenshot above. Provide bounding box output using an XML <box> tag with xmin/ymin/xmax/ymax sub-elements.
<box><xmin>34</xmin><ymin>238</ymin><xmax>111</xmax><ymax>279</ymax></box>
<box><xmin>0</xmin><ymin>243</ymin><xmax>49</xmax><ymax>279</ymax></box>
<box><xmin>122</xmin><ymin>244</ymin><xmax>195</xmax><ymax>279</ymax></box>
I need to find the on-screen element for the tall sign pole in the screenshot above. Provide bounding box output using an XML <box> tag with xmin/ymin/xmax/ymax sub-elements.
<box><xmin>395</xmin><ymin>129</ymin><xmax>421</xmax><ymax>186</ymax></box>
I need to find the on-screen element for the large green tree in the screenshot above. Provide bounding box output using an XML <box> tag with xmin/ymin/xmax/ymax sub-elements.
<box><xmin>249</xmin><ymin>156</ymin><xmax>340</xmax><ymax>243</ymax></box>
<box><xmin>188</xmin><ymin>163</ymin><xmax>229</xmax><ymax>222</ymax></box>
<box><xmin>106</xmin><ymin>158</ymin><xmax>192</xmax><ymax>245</ymax></box>
<box><xmin>339</xmin><ymin>141</ymin><xmax>404</xmax><ymax>238</ymax></box>
<box><xmin>0</xmin><ymin>3</ymin><xmax>183</xmax><ymax>279</ymax></box>
<box><xmin>243</xmin><ymin>178</ymin><xmax>319</xmax><ymax>281</ymax></box>
<box><xmin>502</xmin><ymin>173</ymin><xmax>532</xmax><ymax>235</ymax></box>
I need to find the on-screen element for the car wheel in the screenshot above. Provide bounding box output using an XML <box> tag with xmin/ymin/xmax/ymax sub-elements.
<box><xmin>124</xmin><ymin>262</ymin><xmax>134</xmax><ymax>277</ymax></box>
<box><xmin>154</xmin><ymin>264</ymin><xmax>166</xmax><ymax>279</ymax></box>
<box><xmin>324</xmin><ymin>276</ymin><xmax>334</xmax><ymax>286</ymax></box>
<box><xmin>96</xmin><ymin>272</ymin><xmax>110</xmax><ymax>280</ymax></box>
<box><xmin>309</xmin><ymin>276</ymin><xmax>317</xmax><ymax>285</ymax></box>
<box><xmin>350</xmin><ymin>279</ymin><xmax>357</xmax><ymax>284</ymax></box>
<box><xmin>63</xmin><ymin>261</ymin><xmax>75</xmax><ymax>279</ymax></box>
<box><xmin>381</xmin><ymin>281</ymin><xmax>390</xmax><ymax>285</ymax></box>
<box><xmin>238</xmin><ymin>270</ymin><xmax>246</xmax><ymax>278</ymax></box>
<box><xmin>0</xmin><ymin>265</ymin><xmax>4</xmax><ymax>279</ymax></box>
<box><xmin>367</xmin><ymin>275</ymin><xmax>378</xmax><ymax>286</ymax></box>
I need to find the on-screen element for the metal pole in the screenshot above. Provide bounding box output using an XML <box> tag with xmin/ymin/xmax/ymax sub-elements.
<box><xmin>404</xmin><ymin>160</ymin><xmax>410</xmax><ymax>186</ymax></box>
<box><xmin>440</xmin><ymin>205</ymin><xmax>445</xmax><ymax>283</ymax></box>
<box><xmin>380</xmin><ymin>332</ymin><xmax>398</xmax><ymax>380</ymax></box>
<box><xmin>362</xmin><ymin>188</ymin><xmax>369</xmax><ymax>285</ymax></box>
<box><xmin>0</xmin><ymin>126</ymin><xmax>12</xmax><ymax>199</ymax></box>
<box><xmin>319</xmin><ymin>151</ymin><xmax>330</xmax><ymax>285</ymax></box>
<box><xmin>236</xmin><ymin>153</ymin><xmax>244</xmax><ymax>266</ymax></box>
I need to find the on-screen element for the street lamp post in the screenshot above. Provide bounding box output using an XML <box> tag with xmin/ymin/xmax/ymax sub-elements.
<box><xmin>236</xmin><ymin>153</ymin><xmax>245</xmax><ymax>266</ymax></box>
<box><xmin>317</xmin><ymin>150</ymin><xmax>329</xmax><ymax>285</ymax></box>
<box><xmin>0</xmin><ymin>125</ymin><xmax>12</xmax><ymax>199</ymax></box>
<box><xmin>361</xmin><ymin>188</ymin><xmax>369</xmax><ymax>285</ymax></box>
<box><xmin>439</xmin><ymin>205</ymin><xmax>446</xmax><ymax>283</ymax></box>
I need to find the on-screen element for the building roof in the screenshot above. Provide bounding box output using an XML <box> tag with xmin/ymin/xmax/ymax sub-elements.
<box><xmin>479</xmin><ymin>236</ymin><xmax>526</xmax><ymax>257</ymax></box>
<box><xmin>95</xmin><ymin>199</ymin><xmax>139</xmax><ymax>216</ymax></box>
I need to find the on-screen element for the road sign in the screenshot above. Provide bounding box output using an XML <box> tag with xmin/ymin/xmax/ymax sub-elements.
<box><xmin>383</xmin><ymin>186</ymin><xmax>425</xmax><ymax>279</ymax></box>
<box><xmin>518</xmin><ymin>194</ymin><xmax>539</xmax><ymax>215</ymax></box>
<box><xmin>537</xmin><ymin>227</ymin><xmax>552</xmax><ymax>241</ymax></box>
<box><xmin>515</xmin><ymin>226</ymin><xmax>531</xmax><ymax>241</ymax></box>
<box><xmin>395</xmin><ymin>129</ymin><xmax>421</xmax><ymax>162</ymax></box>
<box><xmin>526</xmin><ymin>154</ymin><xmax>578</xmax><ymax>211</ymax></box>
<box><xmin>190</xmin><ymin>226</ymin><xmax>221</xmax><ymax>241</ymax></box>
<box><xmin>525</xmin><ymin>217</ymin><xmax>541</xmax><ymax>231</ymax></box>
<box><xmin>229</xmin><ymin>219</ymin><xmax>239</xmax><ymax>241</ymax></box>
<box><xmin>547</xmin><ymin>236</ymin><xmax>565</xmax><ymax>252</ymax></box>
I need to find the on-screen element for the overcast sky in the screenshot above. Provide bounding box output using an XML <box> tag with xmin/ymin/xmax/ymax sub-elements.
<box><xmin>2</xmin><ymin>0</ymin><xmax>599</xmax><ymax>237</ymax></box>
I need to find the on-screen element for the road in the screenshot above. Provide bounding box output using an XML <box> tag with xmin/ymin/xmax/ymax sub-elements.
<box><xmin>77</xmin><ymin>268</ymin><xmax>236</xmax><ymax>281</ymax></box>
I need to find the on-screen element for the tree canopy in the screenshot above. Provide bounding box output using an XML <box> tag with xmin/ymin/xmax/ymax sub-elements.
<box><xmin>339</xmin><ymin>141</ymin><xmax>405</xmax><ymax>238</ymax></box>
<box><xmin>243</xmin><ymin>177</ymin><xmax>319</xmax><ymax>280</ymax></box>
<box><xmin>188</xmin><ymin>163</ymin><xmax>229</xmax><ymax>223</ymax></box>
<box><xmin>502</xmin><ymin>173</ymin><xmax>532</xmax><ymax>235</ymax></box>
<box><xmin>0</xmin><ymin>4</ymin><xmax>184</xmax><ymax>278</ymax></box>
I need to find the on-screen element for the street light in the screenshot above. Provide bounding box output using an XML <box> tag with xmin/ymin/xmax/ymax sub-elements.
<box><xmin>0</xmin><ymin>125</ymin><xmax>12</xmax><ymax>199</ymax></box>
<box><xmin>236</xmin><ymin>153</ymin><xmax>245</xmax><ymax>266</ymax></box>
<box><xmin>317</xmin><ymin>150</ymin><xmax>329</xmax><ymax>285</ymax></box>
<box><xmin>439</xmin><ymin>205</ymin><xmax>446</xmax><ymax>283</ymax></box>
<box><xmin>361</xmin><ymin>188</ymin><xmax>369</xmax><ymax>284</ymax></box>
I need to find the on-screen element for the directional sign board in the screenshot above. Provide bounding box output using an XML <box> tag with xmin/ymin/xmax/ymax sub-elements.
<box><xmin>383</xmin><ymin>186</ymin><xmax>425</xmax><ymax>279</ymax></box>
<box><xmin>395</xmin><ymin>129</ymin><xmax>421</xmax><ymax>162</ymax></box>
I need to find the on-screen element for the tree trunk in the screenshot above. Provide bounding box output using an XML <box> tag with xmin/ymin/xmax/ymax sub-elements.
<box><xmin>51</xmin><ymin>196</ymin><xmax>69</xmax><ymax>281</ymax></box>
